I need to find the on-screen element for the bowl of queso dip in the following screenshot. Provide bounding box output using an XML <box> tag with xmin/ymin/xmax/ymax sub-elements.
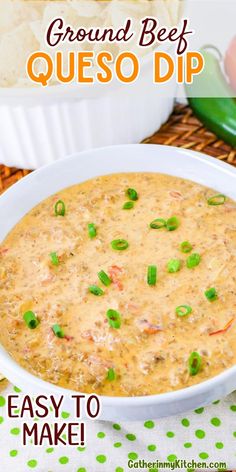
<box><xmin>0</xmin><ymin>144</ymin><xmax>236</xmax><ymax>420</ymax></box>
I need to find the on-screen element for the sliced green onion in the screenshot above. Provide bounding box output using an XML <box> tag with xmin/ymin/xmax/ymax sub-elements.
<box><xmin>180</xmin><ymin>241</ymin><xmax>193</xmax><ymax>254</ymax></box>
<box><xmin>176</xmin><ymin>305</ymin><xmax>192</xmax><ymax>317</ymax></box>
<box><xmin>123</xmin><ymin>202</ymin><xmax>134</xmax><ymax>210</ymax></box>
<box><xmin>111</xmin><ymin>239</ymin><xmax>129</xmax><ymax>251</ymax></box>
<box><xmin>186</xmin><ymin>253</ymin><xmax>201</xmax><ymax>269</ymax></box>
<box><xmin>207</xmin><ymin>194</ymin><xmax>226</xmax><ymax>206</ymax></box>
<box><xmin>98</xmin><ymin>270</ymin><xmax>112</xmax><ymax>287</ymax></box>
<box><xmin>50</xmin><ymin>252</ymin><xmax>59</xmax><ymax>266</ymax></box>
<box><xmin>167</xmin><ymin>259</ymin><xmax>181</xmax><ymax>273</ymax></box>
<box><xmin>147</xmin><ymin>265</ymin><xmax>157</xmax><ymax>286</ymax></box>
<box><xmin>126</xmin><ymin>188</ymin><xmax>138</xmax><ymax>201</ymax></box>
<box><xmin>107</xmin><ymin>368</ymin><xmax>116</xmax><ymax>381</ymax></box>
<box><xmin>106</xmin><ymin>309</ymin><xmax>122</xmax><ymax>329</ymax></box>
<box><xmin>52</xmin><ymin>324</ymin><xmax>65</xmax><ymax>338</ymax></box>
<box><xmin>88</xmin><ymin>223</ymin><xmax>97</xmax><ymax>239</ymax></box>
<box><xmin>205</xmin><ymin>287</ymin><xmax>218</xmax><ymax>302</ymax></box>
<box><xmin>150</xmin><ymin>218</ymin><xmax>166</xmax><ymax>230</ymax></box>
<box><xmin>166</xmin><ymin>216</ymin><xmax>180</xmax><ymax>231</ymax></box>
<box><xmin>54</xmin><ymin>200</ymin><xmax>66</xmax><ymax>217</ymax></box>
<box><xmin>88</xmin><ymin>285</ymin><xmax>104</xmax><ymax>296</ymax></box>
<box><xmin>188</xmin><ymin>351</ymin><xmax>202</xmax><ymax>376</ymax></box>
<box><xmin>23</xmin><ymin>311</ymin><xmax>39</xmax><ymax>329</ymax></box>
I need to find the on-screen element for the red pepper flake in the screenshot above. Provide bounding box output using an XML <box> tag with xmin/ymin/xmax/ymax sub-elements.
<box><xmin>0</xmin><ymin>247</ymin><xmax>9</xmax><ymax>256</ymax></box>
<box><xmin>209</xmin><ymin>317</ymin><xmax>235</xmax><ymax>336</ymax></box>
<box><xmin>169</xmin><ymin>190</ymin><xmax>183</xmax><ymax>200</ymax></box>
<box><xmin>64</xmin><ymin>335</ymin><xmax>74</xmax><ymax>342</ymax></box>
<box><xmin>108</xmin><ymin>265</ymin><xmax>123</xmax><ymax>291</ymax></box>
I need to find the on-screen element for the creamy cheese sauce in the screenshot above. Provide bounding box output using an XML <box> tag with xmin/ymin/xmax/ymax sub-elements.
<box><xmin>0</xmin><ymin>173</ymin><xmax>236</xmax><ymax>397</ymax></box>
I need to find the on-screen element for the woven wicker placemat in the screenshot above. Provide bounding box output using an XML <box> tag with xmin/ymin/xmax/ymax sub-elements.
<box><xmin>0</xmin><ymin>104</ymin><xmax>235</xmax><ymax>194</ymax></box>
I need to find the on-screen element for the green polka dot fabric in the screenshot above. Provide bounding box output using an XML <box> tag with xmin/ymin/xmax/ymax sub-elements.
<box><xmin>0</xmin><ymin>384</ymin><xmax>235</xmax><ymax>470</ymax></box>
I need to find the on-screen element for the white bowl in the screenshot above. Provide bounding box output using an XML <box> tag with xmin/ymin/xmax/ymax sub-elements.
<box><xmin>1</xmin><ymin>144</ymin><xmax>236</xmax><ymax>421</ymax></box>
<box><xmin>0</xmin><ymin>48</ymin><xmax>176</xmax><ymax>170</ymax></box>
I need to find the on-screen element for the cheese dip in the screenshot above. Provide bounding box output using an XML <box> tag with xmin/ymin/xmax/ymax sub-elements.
<box><xmin>0</xmin><ymin>173</ymin><xmax>235</xmax><ymax>396</ymax></box>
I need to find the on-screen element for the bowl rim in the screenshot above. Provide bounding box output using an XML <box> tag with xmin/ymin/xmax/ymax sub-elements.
<box><xmin>1</xmin><ymin>143</ymin><xmax>236</xmax><ymax>407</ymax></box>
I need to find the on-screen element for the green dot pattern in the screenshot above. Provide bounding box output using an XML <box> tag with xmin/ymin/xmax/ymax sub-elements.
<box><xmin>10</xmin><ymin>428</ymin><xmax>20</xmax><ymax>435</ymax></box>
<box><xmin>184</xmin><ymin>443</ymin><xmax>192</xmax><ymax>448</ymax></box>
<box><xmin>215</xmin><ymin>442</ymin><xmax>224</xmax><ymax>449</ymax></box>
<box><xmin>195</xmin><ymin>429</ymin><xmax>206</xmax><ymax>439</ymax></box>
<box><xmin>113</xmin><ymin>424</ymin><xmax>121</xmax><ymax>431</ymax></box>
<box><xmin>59</xmin><ymin>457</ymin><xmax>69</xmax><ymax>464</ymax></box>
<box><xmin>199</xmin><ymin>452</ymin><xmax>209</xmax><ymax>459</ymax></box>
<box><xmin>211</xmin><ymin>417</ymin><xmax>221</xmax><ymax>427</ymax></box>
<box><xmin>147</xmin><ymin>444</ymin><xmax>156</xmax><ymax>451</ymax></box>
<box><xmin>0</xmin><ymin>396</ymin><xmax>6</xmax><ymax>407</ymax></box>
<box><xmin>144</xmin><ymin>420</ymin><xmax>155</xmax><ymax>429</ymax></box>
<box><xmin>128</xmin><ymin>452</ymin><xmax>138</xmax><ymax>460</ymax></box>
<box><xmin>96</xmin><ymin>455</ymin><xmax>107</xmax><ymax>463</ymax></box>
<box><xmin>126</xmin><ymin>433</ymin><xmax>136</xmax><ymax>441</ymax></box>
<box><xmin>9</xmin><ymin>449</ymin><xmax>18</xmax><ymax>457</ymax></box>
<box><xmin>27</xmin><ymin>460</ymin><xmax>37</xmax><ymax>468</ymax></box>
<box><xmin>181</xmin><ymin>418</ymin><xmax>190</xmax><ymax>427</ymax></box>
<box><xmin>114</xmin><ymin>442</ymin><xmax>122</xmax><ymax>448</ymax></box>
<box><xmin>97</xmin><ymin>432</ymin><xmax>106</xmax><ymax>439</ymax></box>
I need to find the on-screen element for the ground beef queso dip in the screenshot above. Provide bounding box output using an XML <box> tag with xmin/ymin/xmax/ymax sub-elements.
<box><xmin>0</xmin><ymin>173</ymin><xmax>235</xmax><ymax>397</ymax></box>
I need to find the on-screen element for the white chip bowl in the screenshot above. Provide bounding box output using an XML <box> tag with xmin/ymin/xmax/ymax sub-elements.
<box><xmin>0</xmin><ymin>47</ymin><xmax>177</xmax><ymax>170</ymax></box>
<box><xmin>1</xmin><ymin>144</ymin><xmax>236</xmax><ymax>421</ymax></box>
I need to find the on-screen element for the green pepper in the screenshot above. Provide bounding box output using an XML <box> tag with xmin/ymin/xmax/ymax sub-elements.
<box><xmin>186</xmin><ymin>49</ymin><xmax>236</xmax><ymax>148</ymax></box>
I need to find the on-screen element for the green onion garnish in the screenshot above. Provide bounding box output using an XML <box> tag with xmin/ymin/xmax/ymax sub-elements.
<box><xmin>205</xmin><ymin>287</ymin><xmax>218</xmax><ymax>302</ymax></box>
<box><xmin>52</xmin><ymin>324</ymin><xmax>64</xmax><ymax>338</ymax></box>
<box><xmin>167</xmin><ymin>259</ymin><xmax>181</xmax><ymax>273</ymax></box>
<box><xmin>207</xmin><ymin>194</ymin><xmax>226</xmax><ymax>206</ymax></box>
<box><xmin>150</xmin><ymin>218</ymin><xmax>166</xmax><ymax>229</ymax></box>
<box><xmin>176</xmin><ymin>305</ymin><xmax>192</xmax><ymax>317</ymax></box>
<box><xmin>126</xmin><ymin>188</ymin><xmax>138</xmax><ymax>201</ymax></box>
<box><xmin>107</xmin><ymin>368</ymin><xmax>116</xmax><ymax>381</ymax></box>
<box><xmin>180</xmin><ymin>241</ymin><xmax>193</xmax><ymax>254</ymax></box>
<box><xmin>147</xmin><ymin>265</ymin><xmax>157</xmax><ymax>286</ymax></box>
<box><xmin>54</xmin><ymin>200</ymin><xmax>66</xmax><ymax>217</ymax></box>
<box><xmin>88</xmin><ymin>223</ymin><xmax>97</xmax><ymax>239</ymax></box>
<box><xmin>186</xmin><ymin>253</ymin><xmax>201</xmax><ymax>269</ymax></box>
<box><xmin>106</xmin><ymin>309</ymin><xmax>122</xmax><ymax>329</ymax></box>
<box><xmin>166</xmin><ymin>216</ymin><xmax>180</xmax><ymax>231</ymax></box>
<box><xmin>111</xmin><ymin>239</ymin><xmax>129</xmax><ymax>251</ymax></box>
<box><xmin>123</xmin><ymin>202</ymin><xmax>134</xmax><ymax>210</ymax></box>
<box><xmin>188</xmin><ymin>351</ymin><xmax>202</xmax><ymax>376</ymax></box>
<box><xmin>23</xmin><ymin>311</ymin><xmax>39</xmax><ymax>329</ymax></box>
<box><xmin>88</xmin><ymin>285</ymin><xmax>104</xmax><ymax>296</ymax></box>
<box><xmin>98</xmin><ymin>270</ymin><xmax>112</xmax><ymax>287</ymax></box>
<box><xmin>50</xmin><ymin>252</ymin><xmax>59</xmax><ymax>266</ymax></box>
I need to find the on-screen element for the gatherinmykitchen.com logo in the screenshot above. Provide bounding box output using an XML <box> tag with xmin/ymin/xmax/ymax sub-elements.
<box><xmin>128</xmin><ymin>458</ymin><xmax>227</xmax><ymax>470</ymax></box>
